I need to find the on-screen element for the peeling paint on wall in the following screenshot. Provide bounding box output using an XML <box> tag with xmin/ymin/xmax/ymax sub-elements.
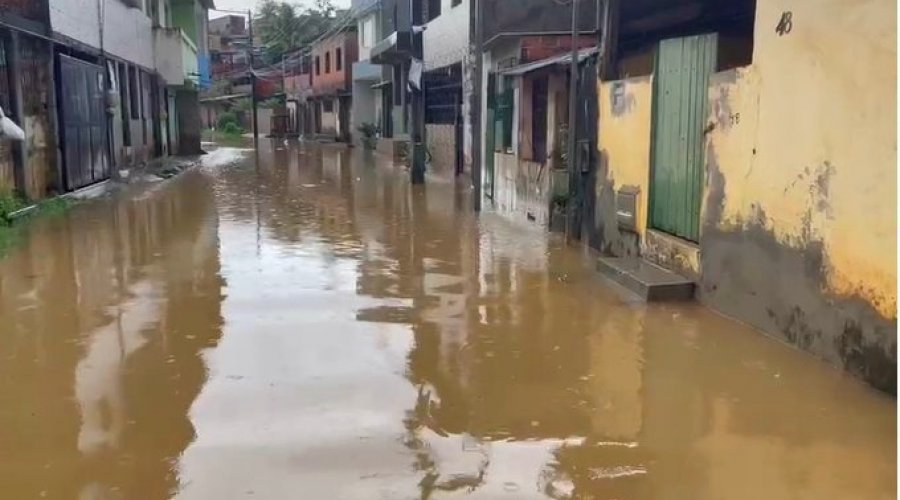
<box><xmin>589</xmin><ymin>0</ymin><xmax>896</xmax><ymax>392</ymax></box>
<box><xmin>589</xmin><ymin>77</ymin><xmax>652</xmax><ymax>256</ymax></box>
<box><xmin>700</xmin><ymin>0</ymin><xmax>897</xmax><ymax>391</ymax></box>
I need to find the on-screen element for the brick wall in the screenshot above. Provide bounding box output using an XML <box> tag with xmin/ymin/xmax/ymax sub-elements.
<box><xmin>520</xmin><ymin>35</ymin><xmax>595</xmax><ymax>63</ymax></box>
<box><xmin>0</xmin><ymin>0</ymin><xmax>47</xmax><ymax>22</ymax></box>
<box><xmin>311</xmin><ymin>31</ymin><xmax>357</xmax><ymax>96</ymax></box>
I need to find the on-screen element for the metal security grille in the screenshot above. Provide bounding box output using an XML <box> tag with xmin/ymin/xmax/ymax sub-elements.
<box><xmin>423</xmin><ymin>65</ymin><xmax>461</xmax><ymax>125</ymax></box>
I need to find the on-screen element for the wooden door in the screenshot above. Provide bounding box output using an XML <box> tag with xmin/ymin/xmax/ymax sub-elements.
<box><xmin>650</xmin><ymin>33</ymin><xmax>717</xmax><ymax>242</ymax></box>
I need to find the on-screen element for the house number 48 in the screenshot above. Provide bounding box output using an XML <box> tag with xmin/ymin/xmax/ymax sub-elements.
<box><xmin>776</xmin><ymin>11</ymin><xmax>793</xmax><ymax>36</ymax></box>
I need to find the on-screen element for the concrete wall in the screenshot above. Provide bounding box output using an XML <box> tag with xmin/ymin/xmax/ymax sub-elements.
<box><xmin>591</xmin><ymin>0</ymin><xmax>897</xmax><ymax>392</ymax></box>
<box><xmin>700</xmin><ymin>0</ymin><xmax>896</xmax><ymax>392</ymax></box>
<box><xmin>356</xmin><ymin>11</ymin><xmax>378</xmax><ymax>62</ymax></box>
<box><xmin>423</xmin><ymin>0</ymin><xmax>469</xmax><ymax>71</ymax></box>
<box><xmin>154</xmin><ymin>27</ymin><xmax>189</xmax><ymax>85</ymax></box>
<box><xmin>425</xmin><ymin>124</ymin><xmax>455</xmax><ymax>178</ymax></box>
<box><xmin>351</xmin><ymin>81</ymin><xmax>376</xmax><ymax>144</ymax></box>
<box><xmin>49</xmin><ymin>0</ymin><xmax>154</xmax><ymax>69</ymax></box>
<box><xmin>492</xmin><ymin>153</ymin><xmax>552</xmax><ymax>226</ymax></box>
<box><xmin>592</xmin><ymin>76</ymin><xmax>653</xmax><ymax>257</ymax></box>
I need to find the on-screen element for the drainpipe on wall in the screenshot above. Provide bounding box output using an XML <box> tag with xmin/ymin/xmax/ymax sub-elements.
<box><xmin>8</xmin><ymin>31</ymin><xmax>26</xmax><ymax>198</ymax></box>
<box><xmin>565</xmin><ymin>0</ymin><xmax>579</xmax><ymax>241</ymax></box>
<box><xmin>471</xmin><ymin>0</ymin><xmax>483</xmax><ymax>211</ymax></box>
<box><xmin>98</xmin><ymin>0</ymin><xmax>114</xmax><ymax>170</ymax></box>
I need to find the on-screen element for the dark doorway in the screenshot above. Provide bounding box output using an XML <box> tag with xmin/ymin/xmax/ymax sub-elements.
<box><xmin>531</xmin><ymin>76</ymin><xmax>549</xmax><ymax>162</ymax></box>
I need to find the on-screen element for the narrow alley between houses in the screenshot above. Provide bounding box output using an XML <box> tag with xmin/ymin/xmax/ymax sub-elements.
<box><xmin>0</xmin><ymin>141</ymin><xmax>893</xmax><ymax>499</ymax></box>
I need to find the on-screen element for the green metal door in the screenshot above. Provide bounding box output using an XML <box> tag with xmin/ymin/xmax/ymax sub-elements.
<box><xmin>650</xmin><ymin>33</ymin><xmax>717</xmax><ymax>242</ymax></box>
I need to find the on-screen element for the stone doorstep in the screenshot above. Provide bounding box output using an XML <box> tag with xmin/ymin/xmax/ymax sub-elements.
<box><xmin>597</xmin><ymin>256</ymin><xmax>696</xmax><ymax>302</ymax></box>
<box><xmin>642</xmin><ymin>229</ymin><xmax>701</xmax><ymax>281</ymax></box>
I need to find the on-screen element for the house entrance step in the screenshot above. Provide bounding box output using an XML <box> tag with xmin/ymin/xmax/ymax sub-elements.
<box><xmin>597</xmin><ymin>257</ymin><xmax>695</xmax><ymax>301</ymax></box>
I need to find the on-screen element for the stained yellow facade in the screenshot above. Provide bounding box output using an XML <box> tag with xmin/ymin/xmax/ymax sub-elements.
<box><xmin>706</xmin><ymin>0</ymin><xmax>897</xmax><ymax>319</ymax></box>
<box><xmin>589</xmin><ymin>0</ymin><xmax>897</xmax><ymax>391</ymax></box>
<box><xmin>596</xmin><ymin>76</ymin><xmax>653</xmax><ymax>235</ymax></box>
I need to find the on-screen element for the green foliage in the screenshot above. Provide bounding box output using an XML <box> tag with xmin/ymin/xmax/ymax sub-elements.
<box><xmin>552</xmin><ymin>192</ymin><xmax>570</xmax><ymax>208</ymax></box>
<box><xmin>0</xmin><ymin>188</ymin><xmax>23</xmax><ymax>223</ymax></box>
<box><xmin>260</xmin><ymin>97</ymin><xmax>283</xmax><ymax>109</ymax></box>
<box><xmin>357</xmin><ymin>123</ymin><xmax>379</xmax><ymax>150</ymax></box>
<box><xmin>222</xmin><ymin>122</ymin><xmax>243</xmax><ymax>136</ymax></box>
<box><xmin>35</xmin><ymin>197</ymin><xmax>72</xmax><ymax>217</ymax></box>
<box><xmin>233</xmin><ymin>98</ymin><xmax>252</xmax><ymax>112</ymax></box>
<box><xmin>255</xmin><ymin>0</ymin><xmax>338</xmax><ymax>62</ymax></box>
<box><xmin>217</xmin><ymin>111</ymin><xmax>239</xmax><ymax>130</ymax></box>
<box><xmin>0</xmin><ymin>193</ymin><xmax>73</xmax><ymax>259</ymax></box>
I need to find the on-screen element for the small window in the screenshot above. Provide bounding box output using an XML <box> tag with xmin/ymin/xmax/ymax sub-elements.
<box><xmin>315</xmin><ymin>56</ymin><xmax>321</xmax><ymax>75</ymax></box>
<box><xmin>427</xmin><ymin>0</ymin><xmax>441</xmax><ymax>21</ymax></box>
<box><xmin>335</xmin><ymin>48</ymin><xmax>342</xmax><ymax>71</ymax></box>
<box><xmin>325</xmin><ymin>52</ymin><xmax>331</xmax><ymax>73</ymax></box>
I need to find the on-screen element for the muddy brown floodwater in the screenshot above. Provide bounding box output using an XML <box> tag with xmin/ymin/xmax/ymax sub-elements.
<box><xmin>0</xmin><ymin>141</ymin><xmax>894</xmax><ymax>499</ymax></box>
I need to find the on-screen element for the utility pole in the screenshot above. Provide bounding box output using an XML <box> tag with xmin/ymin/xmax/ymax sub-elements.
<box><xmin>565</xmin><ymin>0</ymin><xmax>580</xmax><ymax>240</ymax></box>
<box><xmin>471</xmin><ymin>0</ymin><xmax>483</xmax><ymax>211</ymax></box>
<box><xmin>410</xmin><ymin>25</ymin><xmax>426</xmax><ymax>184</ymax></box>
<box><xmin>248</xmin><ymin>9</ymin><xmax>259</xmax><ymax>148</ymax></box>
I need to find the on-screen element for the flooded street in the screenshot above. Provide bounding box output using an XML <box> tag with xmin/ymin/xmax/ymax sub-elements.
<box><xmin>0</xmin><ymin>141</ymin><xmax>894</xmax><ymax>499</ymax></box>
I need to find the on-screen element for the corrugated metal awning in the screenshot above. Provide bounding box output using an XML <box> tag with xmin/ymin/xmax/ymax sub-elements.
<box><xmin>499</xmin><ymin>47</ymin><xmax>599</xmax><ymax>76</ymax></box>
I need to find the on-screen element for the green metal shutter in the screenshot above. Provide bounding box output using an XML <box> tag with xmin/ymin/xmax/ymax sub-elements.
<box><xmin>650</xmin><ymin>33</ymin><xmax>718</xmax><ymax>242</ymax></box>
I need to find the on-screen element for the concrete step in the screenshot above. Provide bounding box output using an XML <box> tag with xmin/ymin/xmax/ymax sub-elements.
<box><xmin>597</xmin><ymin>257</ymin><xmax>695</xmax><ymax>301</ymax></box>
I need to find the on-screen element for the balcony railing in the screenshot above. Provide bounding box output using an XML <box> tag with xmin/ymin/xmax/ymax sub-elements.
<box><xmin>154</xmin><ymin>27</ymin><xmax>199</xmax><ymax>87</ymax></box>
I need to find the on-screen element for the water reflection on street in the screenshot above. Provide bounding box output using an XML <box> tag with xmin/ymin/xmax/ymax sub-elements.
<box><xmin>0</xmin><ymin>140</ymin><xmax>894</xmax><ymax>499</ymax></box>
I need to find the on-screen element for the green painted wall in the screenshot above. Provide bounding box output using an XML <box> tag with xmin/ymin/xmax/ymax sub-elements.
<box><xmin>172</xmin><ymin>0</ymin><xmax>200</xmax><ymax>45</ymax></box>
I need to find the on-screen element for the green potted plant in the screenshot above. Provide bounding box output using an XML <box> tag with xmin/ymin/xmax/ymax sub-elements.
<box><xmin>357</xmin><ymin>122</ymin><xmax>379</xmax><ymax>150</ymax></box>
<box><xmin>550</xmin><ymin>192</ymin><xmax>569</xmax><ymax>233</ymax></box>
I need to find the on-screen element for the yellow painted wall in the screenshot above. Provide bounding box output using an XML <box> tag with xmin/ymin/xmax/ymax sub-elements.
<box><xmin>596</xmin><ymin>76</ymin><xmax>653</xmax><ymax>235</ymax></box>
<box><xmin>706</xmin><ymin>0</ymin><xmax>897</xmax><ymax>318</ymax></box>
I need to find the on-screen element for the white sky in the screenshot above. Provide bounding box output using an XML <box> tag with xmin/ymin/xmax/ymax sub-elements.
<box><xmin>210</xmin><ymin>0</ymin><xmax>351</xmax><ymax>17</ymax></box>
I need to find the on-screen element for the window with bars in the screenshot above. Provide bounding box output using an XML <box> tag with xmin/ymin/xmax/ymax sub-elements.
<box><xmin>427</xmin><ymin>0</ymin><xmax>441</xmax><ymax>21</ymax></box>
